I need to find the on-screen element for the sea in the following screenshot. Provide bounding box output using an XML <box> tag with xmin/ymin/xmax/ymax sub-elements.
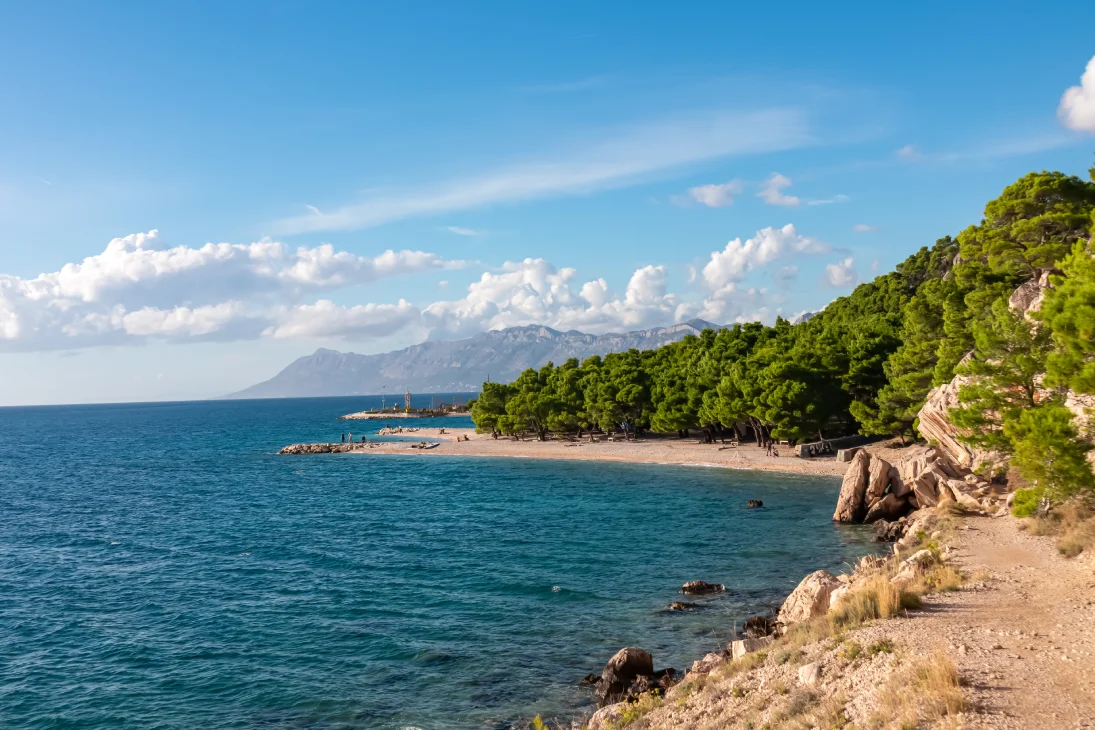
<box><xmin>0</xmin><ymin>396</ymin><xmax>878</xmax><ymax>729</ymax></box>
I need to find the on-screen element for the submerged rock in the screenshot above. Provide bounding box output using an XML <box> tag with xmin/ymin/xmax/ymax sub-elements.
<box><xmin>746</xmin><ymin>499</ymin><xmax>764</xmax><ymax>508</ymax></box>
<box><xmin>680</xmin><ymin>580</ymin><xmax>725</xmax><ymax>595</ymax></box>
<box><xmin>667</xmin><ymin>601</ymin><xmax>699</xmax><ymax>611</ymax></box>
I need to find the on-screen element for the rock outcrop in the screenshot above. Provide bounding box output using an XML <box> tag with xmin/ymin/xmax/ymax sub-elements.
<box><xmin>914</xmin><ymin>377</ymin><xmax>991</xmax><ymax>470</ymax></box>
<box><xmin>594</xmin><ymin>647</ymin><xmax>654</xmax><ymax>707</ymax></box>
<box><xmin>833</xmin><ymin>450</ymin><xmax>871</xmax><ymax>522</ymax></box>
<box><xmin>279</xmin><ymin>442</ymin><xmax>370</xmax><ymax>454</ymax></box>
<box><xmin>731</xmin><ymin>636</ymin><xmax>773</xmax><ymax>659</ymax></box>
<box><xmin>778</xmin><ymin>570</ymin><xmax>841</xmax><ymax>625</ymax></box>
<box><xmin>681</xmin><ymin>581</ymin><xmax>725</xmax><ymax>595</ymax></box>
<box><xmin>592</xmin><ymin>647</ymin><xmax>677</xmax><ymax>708</ymax></box>
<box><xmin>835</xmin><ymin>450</ymin><xmax>916</xmax><ymax>525</ymax></box>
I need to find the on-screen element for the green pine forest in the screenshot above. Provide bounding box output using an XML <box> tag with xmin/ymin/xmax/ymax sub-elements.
<box><xmin>471</xmin><ymin>159</ymin><xmax>1095</xmax><ymax>504</ymax></box>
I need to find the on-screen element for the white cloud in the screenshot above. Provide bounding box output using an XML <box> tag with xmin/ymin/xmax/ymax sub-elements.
<box><xmin>701</xmin><ymin>224</ymin><xmax>828</xmax><ymax>294</ymax></box>
<box><xmin>268</xmin><ymin>300</ymin><xmax>419</xmax><ymax>340</ymax></box>
<box><xmin>807</xmin><ymin>194</ymin><xmax>850</xmax><ymax>206</ymax></box>
<box><xmin>274</xmin><ymin>108</ymin><xmax>812</xmax><ymax>233</ymax></box>
<box><xmin>1059</xmin><ymin>54</ymin><xmax>1095</xmax><ymax>133</ymax></box>
<box><xmin>852</xmin><ymin>224</ymin><xmax>877</xmax><ymax>232</ymax></box>
<box><xmin>895</xmin><ymin>144</ymin><xmax>921</xmax><ymax>160</ymax></box>
<box><xmin>757</xmin><ymin>173</ymin><xmax>800</xmax><ymax>206</ymax></box>
<box><xmin>824</xmin><ymin>257</ymin><xmax>859</xmax><ymax>287</ymax></box>
<box><xmin>444</xmin><ymin>226</ymin><xmax>484</xmax><ymax>237</ymax></box>
<box><xmin>0</xmin><ymin>231</ymin><xmax>460</xmax><ymax>351</ymax></box>
<box><xmin>122</xmin><ymin>303</ymin><xmax>249</xmax><ymax>338</ymax></box>
<box><xmin>422</xmin><ymin>259</ymin><xmax>680</xmax><ymax>338</ymax></box>
<box><xmin>687</xmin><ymin>180</ymin><xmax>745</xmax><ymax>207</ymax></box>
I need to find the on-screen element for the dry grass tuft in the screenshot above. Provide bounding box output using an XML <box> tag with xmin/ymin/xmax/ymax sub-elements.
<box><xmin>831</xmin><ymin>575</ymin><xmax>920</xmax><ymax>627</ymax></box>
<box><xmin>913</xmin><ymin>563</ymin><xmax>965</xmax><ymax>594</ymax></box>
<box><xmin>1024</xmin><ymin>500</ymin><xmax>1095</xmax><ymax>557</ymax></box>
<box><xmin>870</xmin><ymin>649</ymin><xmax>964</xmax><ymax>729</ymax></box>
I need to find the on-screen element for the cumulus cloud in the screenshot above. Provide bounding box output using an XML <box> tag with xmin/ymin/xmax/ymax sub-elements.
<box><xmin>687</xmin><ymin>180</ymin><xmax>745</xmax><ymax>207</ymax></box>
<box><xmin>824</xmin><ymin>257</ymin><xmax>859</xmax><ymax>287</ymax></box>
<box><xmin>1059</xmin><ymin>54</ymin><xmax>1095</xmax><ymax>133</ymax></box>
<box><xmin>0</xmin><ymin>231</ymin><xmax>460</xmax><ymax>351</ymax></box>
<box><xmin>422</xmin><ymin>259</ymin><xmax>681</xmax><ymax>338</ymax></box>
<box><xmin>757</xmin><ymin>173</ymin><xmax>800</xmax><ymax>206</ymax></box>
<box><xmin>701</xmin><ymin>224</ymin><xmax>828</xmax><ymax>295</ymax></box>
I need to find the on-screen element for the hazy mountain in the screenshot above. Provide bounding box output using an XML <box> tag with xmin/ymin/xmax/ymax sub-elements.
<box><xmin>790</xmin><ymin>311</ymin><xmax>817</xmax><ymax>325</ymax></box>
<box><xmin>226</xmin><ymin>319</ymin><xmax>723</xmax><ymax>399</ymax></box>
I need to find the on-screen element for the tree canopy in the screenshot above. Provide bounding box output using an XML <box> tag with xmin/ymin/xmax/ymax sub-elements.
<box><xmin>470</xmin><ymin>161</ymin><xmax>1095</xmax><ymax>505</ymax></box>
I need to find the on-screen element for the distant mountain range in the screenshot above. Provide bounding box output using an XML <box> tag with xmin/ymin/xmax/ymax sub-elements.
<box><xmin>226</xmin><ymin>319</ymin><xmax>723</xmax><ymax>399</ymax></box>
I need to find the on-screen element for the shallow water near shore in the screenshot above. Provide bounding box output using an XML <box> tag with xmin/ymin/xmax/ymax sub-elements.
<box><xmin>0</xmin><ymin>398</ymin><xmax>877</xmax><ymax>729</ymax></box>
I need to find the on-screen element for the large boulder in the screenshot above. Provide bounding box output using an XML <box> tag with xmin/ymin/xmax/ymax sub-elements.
<box><xmin>778</xmin><ymin>570</ymin><xmax>841</xmax><ymax>625</ymax></box>
<box><xmin>864</xmin><ymin>493</ymin><xmax>910</xmax><ymax>524</ymax></box>
<box><xmin>833</xmin><ymin>450</ymin><xmax>871</xmax><ymax>522</ymax></box>
<box><xmin>864</xmin><ymin>455</ymin><xmax>894</xmax><ymax>508</ymax></box>
<box><xmin>731</xmin><ymin>636</ymin><xmax>773</xmax><ymax>659</ymax></box>
<box><xmin>594</xmin><ymin>648</ymin><xmax>654</xmax><ymax>707</ymax></box>
<box><xmin>910</xmin><ymin>476</ymin><xmax>940</xmax><ymax>508</ymax></box>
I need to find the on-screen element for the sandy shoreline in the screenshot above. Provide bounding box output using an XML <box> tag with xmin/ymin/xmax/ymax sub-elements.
<box><xmin>332</xmin><ymin>427</ymin><xmax>847</xmax><ymax>477</ymax></box>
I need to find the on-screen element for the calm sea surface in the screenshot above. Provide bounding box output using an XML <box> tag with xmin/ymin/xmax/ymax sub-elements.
<box><xmin>0</xmin><ymin>397</ymin><xmax>876</xmax><ymax>729</ymax></box>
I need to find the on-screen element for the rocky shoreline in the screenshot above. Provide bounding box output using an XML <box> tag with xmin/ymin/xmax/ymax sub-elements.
<box><xmin>576</xmin><ymin>442</ymin><xmax>1009</xmax><ymax>730</ymax></box>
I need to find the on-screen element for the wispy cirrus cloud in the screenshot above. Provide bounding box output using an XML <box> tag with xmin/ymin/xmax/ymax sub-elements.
<box><xmin>807</xmin><ymin>194</ymin><xmax>849</xmax><ymax>206</ymax></box>
<box><xmin>273</xmin><ymin>108</ymin><xmax>813</xmax><ymax>234</ymax></box>
<box><xmin>444</xmin><ymin>226</ymin><xmax>485</xmax><ymax>237</ymax></box>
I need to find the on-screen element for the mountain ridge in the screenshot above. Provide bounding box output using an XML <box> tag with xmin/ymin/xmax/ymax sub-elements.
<box><xmin>225</xmin><ymin>319</ymin><xmax>723</xmax><ymax>399</ymax></box>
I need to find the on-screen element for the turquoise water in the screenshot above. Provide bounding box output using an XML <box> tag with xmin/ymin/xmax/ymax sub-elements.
<box><xmin>0</xmin><ymin>397</ymin><xmax>876</xmax><ymax>729</ymax></box>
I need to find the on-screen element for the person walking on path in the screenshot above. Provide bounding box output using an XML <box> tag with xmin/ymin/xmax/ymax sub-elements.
<box><xmin>341</xmin><ymin>433</ymin><xmax>346</xmax><ymax>443</ymax></box>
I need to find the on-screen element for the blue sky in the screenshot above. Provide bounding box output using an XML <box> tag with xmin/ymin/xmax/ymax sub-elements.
<box><xmin>2</xmin><ymin>1</ymin><xmax>1095</xmax><ymax>405</ymax></box>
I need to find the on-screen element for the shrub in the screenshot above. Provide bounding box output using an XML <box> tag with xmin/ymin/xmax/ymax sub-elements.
<box><xmin>1006</xmin><ymin>404</ymin><xmax>1095</xmax><ymax>502</ymax></box>
<box><xmin>1011</xmin><ymin>487</ymin><xmax>1044</xmax><ymax>518</ymax></box>
<box><xmin>608</xmin><ymin>692</ymin><xmax>663</xmax><ymax>729</ymax></box>
<box><xmin>868</xmin><ymin>638</ymin><xmax>895</xmax><ymax>656</ymax></box>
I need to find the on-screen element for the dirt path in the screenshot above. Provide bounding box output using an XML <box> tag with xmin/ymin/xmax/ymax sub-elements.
<box><xmin>901</xmin><ymin>516</ymin><xmax>1095</xmax><ymax>728</ymax></box>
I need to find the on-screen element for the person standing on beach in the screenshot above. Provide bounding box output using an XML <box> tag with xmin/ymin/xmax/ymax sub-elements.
<box><xmin>341</xmin><ymin>433</ymin><xmax>345</xmax><ymax>443</ymax></box>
